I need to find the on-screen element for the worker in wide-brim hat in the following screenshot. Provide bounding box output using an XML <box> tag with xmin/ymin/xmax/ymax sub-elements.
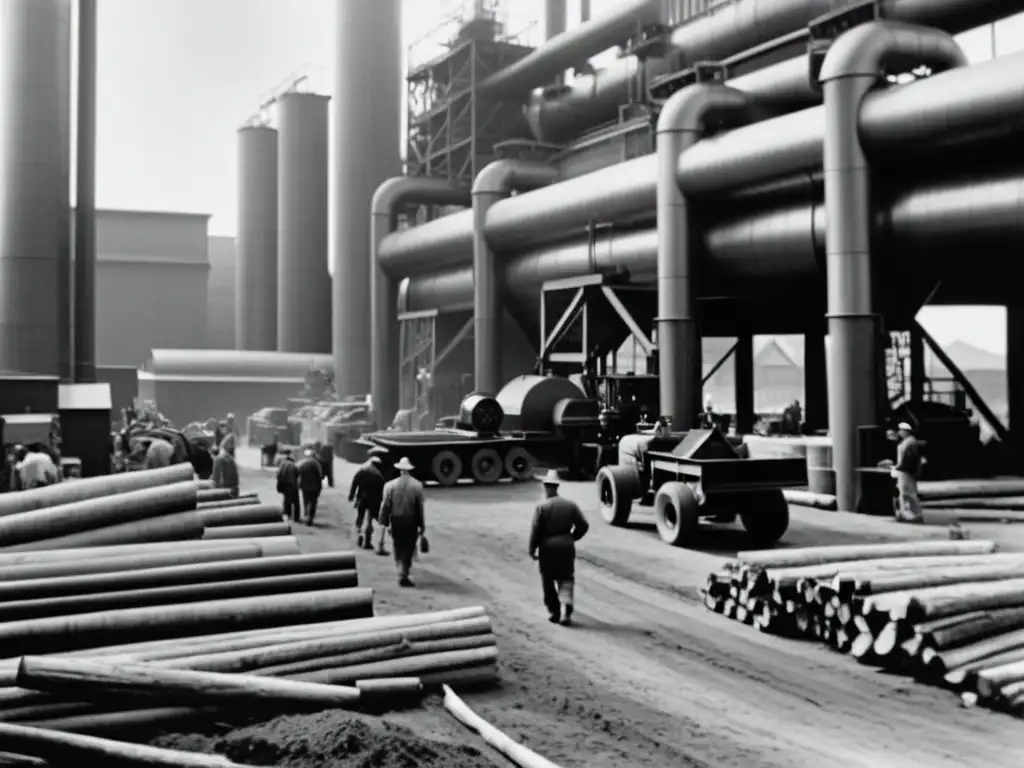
<box><xmin>890</xmin><ymin>421</ymin><xmax>924</xmax><ymax>524</ymax></box>
<box><xmin>349</xmin><ymin>453</ymin><xmax>387</xmax><ymax>554</ymax></box>
<box><xmin>529</xmin><ymin>468</ymin><xmax>589</xmax><ymax>627</ymax></box>
<box><xmin>379</xmin><ymin>456</ymin><xmax>426</xmax><ymax>587</ymax></box>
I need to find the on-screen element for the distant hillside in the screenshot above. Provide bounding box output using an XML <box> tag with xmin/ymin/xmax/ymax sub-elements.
<box><xmin>928</xmin><ymin>339</ymin><xmax>1005</xmax><ymax>373</ymax></box>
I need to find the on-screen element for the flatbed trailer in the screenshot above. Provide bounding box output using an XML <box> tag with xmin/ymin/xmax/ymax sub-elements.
<box><xmin>597</xmin><ymin>429</ymin><xmax>807</xmax><ymax>548</ymax></box>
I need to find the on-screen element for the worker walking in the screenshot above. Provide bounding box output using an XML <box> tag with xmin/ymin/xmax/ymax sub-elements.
<box><xmin>379</xmin><ymin>456</ymin><xmax>426</xmax><ymax>587</ymax></box>
<box><xmin>276</xmin><ymin>449</ymin><xmax>300</xmax><ymax>522</ymax></box>
<box><xmin>211</xmin><ymin>437</ymin><xmax>240</xmax><ymax>497</ymax></box>
<box><xmin>529</xmin><ymin>469</ymin><xmax>589</xmax><ymax>626</ymax></box>
<box><xmin>891</xmin><ymin>421</ymin><xmax>924</xmax><ymax>524</ymax></box>
<box><xmin>349</xmin><ymin>455</ymin><xmax>387</xmax><ymax>553</ymax></box>
<box><xmin>296</xmin><ymin>448</ymin><xmax>324</xmax><ymax>525</ymax></box>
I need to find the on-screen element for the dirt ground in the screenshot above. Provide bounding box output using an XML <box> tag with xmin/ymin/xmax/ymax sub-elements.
<box><xmin>173</xmin><ymin>448</ymin><xmax>1024</xmax><ymax>767</ymax></box>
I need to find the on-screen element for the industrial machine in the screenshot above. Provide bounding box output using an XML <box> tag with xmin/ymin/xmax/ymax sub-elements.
<box><xmin>119</xmin><ymin>424</ymin><xmax>213</xmax><ymax>479</ymax></box>
<box><xmin>597</xmin><ymin>428</ymin><xmax>806</xmax><ymax>548</ymax></box>
<box><xmin>352</xmin><ymin>374</ymin><xmax>601</xmax><ymax>485</ymax></box>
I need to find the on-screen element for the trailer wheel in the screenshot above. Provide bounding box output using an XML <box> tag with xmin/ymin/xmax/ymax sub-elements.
<box><xmin>596</xmin><ymin>465</ymin><xmax>640</xmax><ymax>526</ymax></box>
<box><xmin>431</xmin><ymin>450</ymin><xmax>463</xmax><ymax>486</ymax></box>
<box><xmin>654</xmin><ymin>481</ymin><xmax>700</xmax><ymax>547</ymax></box>
<box><xmin>504</xmin><ymin>447</ymin><xmax>535</xmax><ymax>481</ymax></box>
<box><xmin>469</xmin><ymin>448</ymin><xmax>503</xmax><ymax>484</ymax></box>
<box><xmin>739</xmin><ymin>490</ymin><xmax>790</xmax><ymax>547</ymax></box>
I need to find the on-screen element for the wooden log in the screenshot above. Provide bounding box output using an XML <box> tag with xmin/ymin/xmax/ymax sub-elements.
<box><xmin>733</xmin><ymin>541</ymin><xmax>997</xmax><ymax>571</ymax></box>
<box><xmin>196</xmin><ymin>488</ymin><xmax>233</xmax><ymax>503</ymax></box>
<box><xmin>16</xmin><ymin>656</ymin><xmax>363</xmax><ymax>710</ymax></box>
<box><xmin>782</xmin><ymin>489</ymin><xmax>836</xmax><ymax>510</ymax></box>
<box><xmin>0</xmin><ymin>721</ymin><xmax>257</xmax><ymax>766</ymax></box>
<box><xmin>0</xmin><ymin>586</ymin><xmax>374</xmax><ymax>657</ymax></box>
<box><xmin>356</xmin><ymin>677</ymin><xmax>424</xmax><ymax>712</ymax></box>
<box><xmin>443</xmin><ymin>684</ymin><xmax>561</xmax><ymax>768</ymax></box>
<box><xmin>0</xmin><ymin>465</ymin><xmax>195</xmax><ymax>519</ymax></box>
<box><xmin>898</xmin><ymin>612</ymin><xmax>987</xmax><ymax>658</ymax></box>
<box><xmin>21</xmin><ymin>706</ymin><xmax>218</xmax><ymax>736</ymax></box>
<box><xmin>0</xmin><ymin>544</ymin><xmax>266</xmax><ymax>583</ymax></box>
<box><xmin>925</xmin><ymin>628</ymin><xmax>1024</xmax><ymax>676</ymax></box>
<box><xmin>203</xmin><ymin>523</ymin><xmax>291</xmax><ymax>540</ymax></box>
<box><xmin>855</xmin><ymin>562</ymin><xmax>1024</xmax><ymax>596</ymax></box>
<box><xmin>905</xmin><ymin>578</ymin><xmax>1024</xmax><ymax>622</ymax></box>
<box><xmin>0</xmin><ymin>752</ymin><xmax>45</xmax><ymax>766</ymax></box>
<box><xmin>765</xmin><ymin>553</ymin><xmax>1019</xmax><ymax>589</ymax></box>
<box><xmin>253</xmin><ymin>633</ymin><xmax>497</xmax><ymax>677</ymax></box>
<box><xmin>945</xmin><ymin>646</ymin><xmax>1024</xmax><ymax>686</ymax></box>
<box><xmin>298</xmin><ymin>646</ymin><xmax>499</xmax><ymax>685</ymax></box>
<box><xmin>0</xmin><ymin>552</ymin><xmax>356</xmax><ymax>603</ymax></box>
<box><xmin>0</xmin><ymin>570</ymin><xmax>359</xmax><ymax>623</ymax></box>
<box><xmin>972</xmin><ymin>658</ymin><xmax>1024</xmax><ymax>699</ymax></box>
<box><xmin>0</xmin><ymin>537</ymin><xmax>299</xmax><ymax>569</ymax></box>
<box><xmin>195</xmin><ymin>495</ymin><xmax>260</xmax><ymax>514</ymax></box>
<box><xmin>926</xmin><ymin>606</ymin><xmax>1024</xmax><ymax>651</ymax></box>
<box><xmin>197</xmin><ymin>504</ymin><xmax>281</xmax><ymax>528</ymax></box>
<box><xmin>421</xmin><ymin>663</ymin><xmax>498</xmax><ymax>689</ymax></box>
<box><xmin>1</xmin><ymin>511</ymin><xmax>205</xmax><ymax>553</ymax></box>
<box><xmin>0</xmin><ymin>482</ymin><xmax>198</xmax><ymax>549</ymax></box>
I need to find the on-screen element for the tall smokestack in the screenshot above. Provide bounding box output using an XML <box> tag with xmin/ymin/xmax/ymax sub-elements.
<box><xmin>74</xmin><ymin>0</ymin><xmax>98</xmax><ymax>383</ymax></box>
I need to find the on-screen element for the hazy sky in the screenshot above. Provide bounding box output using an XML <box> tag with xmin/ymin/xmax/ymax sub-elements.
<box><xmin>87</xmin><ymin>1</ymin><xmax>1024</xmax><ymax>354</ymax></box>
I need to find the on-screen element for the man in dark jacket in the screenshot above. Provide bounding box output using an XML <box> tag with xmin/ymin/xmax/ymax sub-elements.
<box><xmin>314</xmin><ymin>441</ymin><xmax>335</xmax><ymax>488</ymax></box>
<box><xmin>891</xmin><ymin>421</ymin><xmax>924</xmax><ymax>524</ymax></box>
<box><xmin>276</xmin><ymin>449</ymin><xmax>300</xmax><ymax>522</ymax></box>
<box><xmin>529</xmin><ymin>469</ymin><xmax>590</xmax><ymax>626</ymax></box>
<box><xmin>379</xmin><ymin>456</ymin><xmax>425</xmax><ymax>587</ymax></box>
<box><xmin>211</xmin><ymin>438</ymin><xmax>240</xmax><ymax>497</ymax></box>
<box><xmin>296</xmin><ymin>448</ymin><xmax>324</xmax><ymax>525</ymax></box>
<box><xmin>349</xmin><ymin>456</ymin><xmax>386</xmax><ymax>553</ymax></box>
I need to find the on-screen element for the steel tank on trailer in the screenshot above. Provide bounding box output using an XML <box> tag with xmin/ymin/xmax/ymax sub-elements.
<box><xmin>277</xmin><ymin>91</ymin><xmax>331</xmax><ymax>354</ymax></box>
<box><xmin>0</xmin><ymin>0</ymin><xmax>73</xmax><ymax>377</ymax></box>
<box><xmin>234</xmin><ymin>125</ymin><xmax>279</xmax><ymax>351</ymax></box>
<box><xmin>332</xmin><ymin>0</ymin><xmax>402</xmax><ymax>397</ymax></box>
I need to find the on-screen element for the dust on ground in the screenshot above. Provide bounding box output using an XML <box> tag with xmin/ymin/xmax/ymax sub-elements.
<box><xmin>157</xmin><ymin>447</ymin><xmax>1024</xmax><ymax>767</ymax></box>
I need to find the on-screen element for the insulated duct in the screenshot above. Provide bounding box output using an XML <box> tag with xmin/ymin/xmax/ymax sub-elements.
<box><xmin>478</xmin><ymin>0</ymin><xmax>662</xmax><ymax>96</ymax></box>
<box><xmin>656</xmin><ymin>83</ymin><xmax>759</xmax><ymax>428</ymax></box>
<box><xmin>402</xmin><ymin>168</ymin><xmax>1024</xmax><ymax>318</ymax></box>
<box><xmin>73</xmin><ymin>0</ymin><xmax>98</xmax><ymax>383</ymax></box>
<box><xmin>380</xmin><ymin>47</ymin><xmax>1024</xmax><ymax>280</ymax></box>
<box><xmin>525</xmin><ymin>0</ymin><xmax>1019</xmax><ymax>143</ymax></box>
<box><xmin>370</xmin><ymin>179</ymin><xmax>470</xmax><ymax>428</ymax></box>
<box><xmin>472</xmin><ymin>161</ymin><xmax>559</xmax><ymax>394</ymax></box>
<box><xmin>818</xmin><ymin>20</ymin><xmax>967</xmax><ymax>514</ymax></box>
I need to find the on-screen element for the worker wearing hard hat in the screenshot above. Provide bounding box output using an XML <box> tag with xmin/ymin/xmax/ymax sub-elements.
<box><xmin>529</xmin><ymin>469</ymin><xmax>590</xmax><ymax>626</ymax></box>
<box><xmin>890</xmin><ymin>422</ymin><xmax>924</xmax><ymax>524</ymax></box>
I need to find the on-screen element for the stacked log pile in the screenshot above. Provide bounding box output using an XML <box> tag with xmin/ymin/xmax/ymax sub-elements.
<box><xmin>702</xmin><ymin>540</ymin><xmax>1024</xmax><ymax>717</ymax></box>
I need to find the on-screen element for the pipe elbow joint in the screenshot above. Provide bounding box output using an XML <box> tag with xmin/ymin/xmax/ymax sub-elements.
<box><xmin>472</xmin><ymin>159</ymin><xmax>559</xmax><ymax>197</ymax></box>
<box><xmin>655</xmin><ymin>83</ymin><xmax>754</xmax><ymax>136</ymax></box>
<box><xmin>371</xmin><ymin>177</ymin><xmax>470</xmax><ymax>218</ymax></box>
<box><xmin>818</xmin><ymin>20</ymin><xmax>967</xmax><ymax>83</ymax></box>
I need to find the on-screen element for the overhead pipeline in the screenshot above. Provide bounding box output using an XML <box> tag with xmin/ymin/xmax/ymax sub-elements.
<box><xmin>369</xmin><ymin>178</ymin><xmax>471</xmax><ymax>430</ymax></box>
<box><xmin>400</xmin><ymin>169</ymin><xmax>1024</xmax><ymax>318</ymax></box>
<box><xmin>819</xmin><ymin>20</ymin><xmax>967</xmax><ymax>514</ymax></box>
<box><xmin>524</xmin><ymin>0</ymin><xmax>1018</xmax><ymax>143</ymax></box>
<box><xmin>477</xmin><ymin>0</ymin><xmax>662</xmax><ymax>96</ymax></box>
<box><xmin>379</xmin><ymin>46</ymin><xmax>1024</xmax><ymax>280</ymax></box>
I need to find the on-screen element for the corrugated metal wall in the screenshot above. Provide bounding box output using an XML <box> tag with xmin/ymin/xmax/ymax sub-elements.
<box><xmin>276</xmin><ymin>91</ymin><xmax>331</xmax><ymax>353</ymax></box>
<box><xmin>235</xmin><ymin>126</ymin><xmax>279</xmax><ymax>351</ymax></box>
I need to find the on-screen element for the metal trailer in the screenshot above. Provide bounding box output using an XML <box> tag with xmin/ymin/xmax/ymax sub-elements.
<box><xmin>351</xmin><ymin>374</ymin><xmax>601</xmax><ymax>485</ymax></box>
<box><xmin>596</xmin><ymin>428</ymin><xmax>806</xmax><ymax>548</ymax></box>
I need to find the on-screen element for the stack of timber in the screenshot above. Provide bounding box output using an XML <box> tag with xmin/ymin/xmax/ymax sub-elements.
<box><xmin>0</xmin><ymin>465</ymin><xmax>289</xmax><ymax>551</ymax></box>
<box><xmin>703</xmin><ymin>540</ymin><xmax>1024</xmax><ymax>717</ymax></box>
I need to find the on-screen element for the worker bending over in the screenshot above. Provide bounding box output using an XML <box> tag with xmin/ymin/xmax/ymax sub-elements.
<box><xmin>276</xmin><ymin>449</ymin><xmax>301</xmax><ymax>522</ymax></box>
<box><xmin>529</xmin><ymin>469</ymin><xmax>589</xmax><ymax>626</ymax></box>
<box><xmin>16</xmin><ymin>444</ymin><xmax>61</xmax><ymax>489</ymax></box>
<box><xmin>349</xmin><ymin>455</ymin><xmax>386</xmax><ymax>553</ymax></box>
<box><xmin>211</xmin><ymin>436</ymin><xmax>239</xmax><ymax>497</ymax></box>
<box><xmin>379</xmin><ymin>456</ymin><xmax>426</xmax><ymax>587</ymax></box>
<box><xmin>296</xmin><ymin>448</ymin><xmax>324</xmax><ymax>525</ymax></box>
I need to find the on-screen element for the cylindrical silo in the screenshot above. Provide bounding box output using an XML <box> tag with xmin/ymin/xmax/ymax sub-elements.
<box><xmin>235</xmin><ymin>125</ymin><xmax>279</xmax><ymax>351</ymax></box>
<box><xmin>0</xmin><ymin>0</ymin><xmax>73</xmax><ymax>377</ymax></box>
<box><xmin>74</xmin><ymin>0</ymin><xmax>98</xmax><ymax>383</ymax></box>
<box><xmin>333</xmin><ymin>0</ymin><xmax>402</xmax><ymax>397</ymax></box>
<box><xmin>277</xmin><ymin>91</ymin><xmax>331</xmax><ymax>354</ymax></box>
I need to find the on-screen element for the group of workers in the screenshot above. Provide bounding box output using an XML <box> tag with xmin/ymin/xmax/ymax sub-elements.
<box><xmin>275</xmin><ymin>445</ymin><xmax>333</xmax><ymax>525</ymax></box>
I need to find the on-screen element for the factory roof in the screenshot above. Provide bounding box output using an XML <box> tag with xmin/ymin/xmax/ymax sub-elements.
<box><xmin>139</xmin><ymin>349</ymin><xmax>334</xmax><ymax>382</ymax></box>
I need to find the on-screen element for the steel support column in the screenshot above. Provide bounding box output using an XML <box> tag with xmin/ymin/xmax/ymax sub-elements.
<box><xmin>1008</xmin><ymin>306</ymin><xmax>1024</xmax><ymax>463</ymax></box>
<box><xmin>734</xmin><ymin>332</ymin><xmax>755</xmax><ymax>433</ymax></box>
<box><xmin>73</xmin><ymin>0</ymin><xmax>98</xmax><ymax>383</ymax></box>
<box><xmin>804</xmin><ymin>325</ymin><xmax>827</xmax><ymax>433</ymax></box>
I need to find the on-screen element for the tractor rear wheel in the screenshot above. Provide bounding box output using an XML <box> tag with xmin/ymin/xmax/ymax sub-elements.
<box><xmin>654</xmin><ymin>481</ymin><xmax>700</xmax><ymax>547</ymax></box>
<box><xmin>431</xmin><ymin>450</ymin><xmax>462</xmax><ymax>486</ymax></box>
<box><xmin>596</xmin><ymin>465</ymin><xmax>640</xmax><ymax>526</ymax></box>
<box><xmin>504</xmin><ymin>447</ymin><xmax>535</xmax><ymax>481</ymax></box>
<box><xmin>739</xmin><ymin>490</ymin><xmax>790</xmax><ymax>547</ymax></box>
<box><xmin>469</xmin><ymin>448</ymin><xmax>503</xmax><ymax>484</ymax></box>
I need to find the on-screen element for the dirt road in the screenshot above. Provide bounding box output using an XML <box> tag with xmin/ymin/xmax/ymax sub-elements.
<box><xmin>240</xmin><ymin>451</ymin><xmax>1024</xmax><ymax>767</ymax></box>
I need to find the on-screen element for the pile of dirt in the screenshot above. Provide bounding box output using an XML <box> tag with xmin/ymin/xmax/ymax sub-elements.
<box><xmin>152</xmin><ymin>710</ymin><xmax>493</xmax><ymax>768</ymax></box>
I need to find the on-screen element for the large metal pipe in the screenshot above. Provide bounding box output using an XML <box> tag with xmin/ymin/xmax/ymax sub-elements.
<box><xmin>277</xmin><ymin>92</ymin><xmax>331</xmax><ymax>354</ymax></box>
<box><xmin>819</xmin><ymin>21</ymin><xmax>966</xmax><ymax>514</ymax></box>
<box><xmin>656</xmin><ymin>84</ymin><xmax>758</xmax><ymax>427</ymax></box>
<box><xmin>234</xmin><ymin>126</ymin><xmax>278</xmax><ymax>351</ymax></box>
<box><xmin>0</xmin><ymin>0</ymin><xmax>72</xmax><ymax>377</ymax></box>
<box><xmin>478</xmin><ymin>0</ymin><xmax>661</xmax><ymax>96</ymax></box>
<box><xmin>370</xmin><ymin>179</ymin><xmax>470</xmax><ymax>427</ymax></box>
<box><xmin>524</xmin><ymin>0</ymin><xmax>1019</xmax><ymax>143</ymax></box>
<box><xmin>73</xmin><ymin>0</ymin><xmax>98</xmax><ymax>383</ymax></box>
<box><xmin>333</xmin><ymin>0</ymin><xmax>402</xmax><ymax>397</ymax></box>
<box><xmin>472</xmin><ymin>161</ymin><xmax>559</xmax><ymax>393</ymax></box>
<box><xmin>403</xmin><ymin>168</ymin><xmax>1024</xmax><ymax>315</ymax></box>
